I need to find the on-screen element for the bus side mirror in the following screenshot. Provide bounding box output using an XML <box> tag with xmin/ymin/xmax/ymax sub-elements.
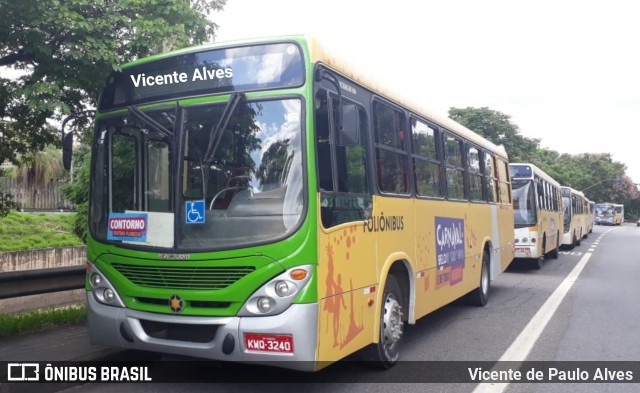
<box><xmin>338</xmin><ymin>103</ymin><xmax>358</xmax><ymax>146</ymax></box>
<box><xmin>63</xmin><ymin>131</ymin><xmax>73</xmax><ymax>170</ymax></box>
<box><xmin>60</xmin><ymin>109</ymin><xmax>96</xmax><ymax>170</ymax></box>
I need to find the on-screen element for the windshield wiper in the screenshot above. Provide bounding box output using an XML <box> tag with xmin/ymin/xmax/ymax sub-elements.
<box><xmin>203</xmin><ymin>92</ymin><xmax>244</xmax><ymax>165</ymax></box>
<box><xmin>127</xmin><ymin>105</ymin><xmax>173</xmax><ymax>138</ymax></box>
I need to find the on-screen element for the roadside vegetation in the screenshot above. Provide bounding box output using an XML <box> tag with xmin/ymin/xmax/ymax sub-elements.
<box><xmin>0</xmin><ymin>304</ymin><xmax>87</xmax><ymax>338</ymax></box>
<box><xmin>0</xmin><ymin>211</ymin><xmax>82</xmax><ymax>251</ymax></box>
<box><xmin>0</xmin><ymin>212</ymin><xmax>85</xmax><ymax>336</ymax></box>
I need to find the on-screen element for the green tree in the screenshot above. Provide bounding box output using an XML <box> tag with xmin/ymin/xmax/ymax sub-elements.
<box><xmin>448</xmin><ymin>106</ymin><xmax>541</xmax><ymax>163</ymax></box>
<box><xmin>0</xmin><ymin>0</ymin><xmax>226</xmax><ymax>165</ymax></box>
<box><xmin>1</xmin><ymin>0</ymin><xmax>226</xmax><ymax>237</ymax></box>
<box><xmin>60</xmin><ymin>143</ymin><xmax>91</xmax><ymax>241</ymax></box>
<box><xmin>10</xmin><ymin>144</ymin><xmax>66</xmax><ymax>187</ymax></box>
<box><xmin>449</xmin><ymin>106</ymin><xmax>638</xmax><ymax>208</ymax></box>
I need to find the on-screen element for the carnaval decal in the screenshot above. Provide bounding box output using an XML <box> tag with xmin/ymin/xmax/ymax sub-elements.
<box><xmin>435</xmin><ymin>217</ymin><xmax>465</xmax><ymax>289</ymax></box>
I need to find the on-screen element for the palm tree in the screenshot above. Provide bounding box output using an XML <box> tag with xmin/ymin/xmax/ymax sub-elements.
<box><xmin>11</xmin><ymin>145</ymin><xmax>67</xmax><ymax>187</ymax></box>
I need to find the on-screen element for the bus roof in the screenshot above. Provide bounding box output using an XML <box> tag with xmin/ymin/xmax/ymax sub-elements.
<box><xmin>561</xmin><ymin>186</ymin><xmax>586</xmax><ymax>198</ymax></box>
<box><xmin>119</xmin><ymin>34</ymin><xmax>508</xmax><ymax>160</ymax></box>
<box><xmin>304</xmin><ymin>36</ymin><xmax>508</xmax><ymax>160</ymax></box>
<box><xmin>509</xmin><ymin>163</ymin><xmax>561</xmax><ymax>187</ymax></box>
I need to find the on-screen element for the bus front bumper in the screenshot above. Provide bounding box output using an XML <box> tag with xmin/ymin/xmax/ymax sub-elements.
<box><xmin>87</xmin><ymin>293</ymin><xmax>319</xmax><ymax>371</ymax></box>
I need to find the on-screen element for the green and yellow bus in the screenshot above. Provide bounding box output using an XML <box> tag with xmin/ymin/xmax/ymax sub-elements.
<box><xmin>561</xmin><ymin>186</ymin><xmax>588</xmax><ymax>248</ymax></box>
<box><xmin>509</xmin><ymin>163</ymin><xmax>563</xmax><ymax>269</ymax></box>
<box><xmin>68</xmin><ymin>35</ymin><xmax>515</xmax><ymax>371</ymax></box>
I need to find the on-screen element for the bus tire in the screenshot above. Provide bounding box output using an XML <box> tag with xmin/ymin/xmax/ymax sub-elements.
<box><xmin>364</xmin><ymin>274</ymin><xmax>404</xmax><ymax>369</ymax></box>
<box><xmin>576</xmin><ymin>232</ymin><xmax>582</xmax><ymax>246</ymax></box>
<box><xmin>532</xmin><ymin>257</ymin><xmax>543</xmax><ymax>270</ymax></box>
<box><xmin>467</xmin><ymin>250</ymin><xmax>490</xmax><ymax>306</ymax></box>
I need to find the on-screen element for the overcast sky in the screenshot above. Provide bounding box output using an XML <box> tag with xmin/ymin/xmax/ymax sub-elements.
<box><xmin>212</xmin><ymin>0</ymin><xmax>640</xmax><ymax>183</ymax></box>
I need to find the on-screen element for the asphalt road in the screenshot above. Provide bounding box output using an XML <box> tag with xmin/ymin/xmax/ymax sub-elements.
<box><xmin>1</xmin><ymin>224</ymin><xmax>639</xmax><ymax>393</ymax></box>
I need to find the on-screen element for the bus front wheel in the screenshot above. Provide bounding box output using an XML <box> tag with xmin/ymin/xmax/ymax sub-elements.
<box><xmin>365</xmin><ymin>275</ymin><xmax>404</xmax><ymax>369</ymax></box>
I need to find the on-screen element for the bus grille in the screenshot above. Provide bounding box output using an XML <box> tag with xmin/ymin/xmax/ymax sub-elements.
<box><xmin>111</xmin><ymin>263</ymin><xmax>255</xmax><ymax>289</ymax></box>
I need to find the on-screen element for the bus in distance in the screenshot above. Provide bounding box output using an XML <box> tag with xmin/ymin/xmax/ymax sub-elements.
<box><xmin>64</xmin><ymin>35</ymin><xmax>515</xmax><ymax>371</ymax></box>
<box><xmin>509</xmin><ymin>163</ymin><xmax>563</xmax><ymax>269</ymax></box>
<box><xmin>595</xmin><ymin>202</ymin><xmax>624</xmax><ymax>225</ymax></box>
<box><xmin>561</xmin><ymin>186</ymin><xmax>588</xmax><ymax>248</ymax></box>
<box><xmin>614</xmin><ymin>203</ymin><xmax>625</xmax><ymax>224</ymax></box>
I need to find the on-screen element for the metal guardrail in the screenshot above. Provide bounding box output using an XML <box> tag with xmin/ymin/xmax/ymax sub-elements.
<box><xmin>0</xmin><ymin>265</ymin><xmax>86</xmax><ymax>300</ymax></box>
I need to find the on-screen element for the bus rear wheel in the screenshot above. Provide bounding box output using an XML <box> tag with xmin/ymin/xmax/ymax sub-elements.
<box><xmin>569</xmin><ymin>234</ymin><xmax>577</xmax><ymax>249</ymax></box>
<box><xmin>532</xmin><ymin>239</ymin><xmax>545</xmax><ymax>270</ymax></box>
<box><xmin>467</xmin><ymin>250</ymin><xmax>490</xmax><ymax>306</ymax></box>
<box><xmin>364</xmin><ymin>274</ymin><xmax>404</xmax><ymax>369</ymax></box>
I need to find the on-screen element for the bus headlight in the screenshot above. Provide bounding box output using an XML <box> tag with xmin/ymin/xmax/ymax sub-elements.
<box><xmin>239</xmin><ymin>265</ymin><xmax>312</xmax><ymax>316</ymax></box>
<box><xmin>86</xmin><ymin>262</ymin><xmax>125</xmax><ymax>308</ymax></box>
<box><xmin>274</xmin><ymin>280</ymin><xmax>291</xmax><ymax>297</ymax></box>
<box><xmin>257</xmin><ymin>297</ymin><xmax>274</xmax><ymax>313</ymax></box>
<box><xmin>103</xmin><ymin>288</ymin><xmax>116</xmax><ymax>303</ymax></box>
<box><xmin>90</xmin><ymin>273</ymin><xmax>102</xmax><ymax>288</ymax></box>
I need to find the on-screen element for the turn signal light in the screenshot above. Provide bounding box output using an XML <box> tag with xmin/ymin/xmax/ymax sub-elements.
<box><xmin>290</xmin><ymin>269</ymin><xmax>307</xmax><ymax>281</ymax></box>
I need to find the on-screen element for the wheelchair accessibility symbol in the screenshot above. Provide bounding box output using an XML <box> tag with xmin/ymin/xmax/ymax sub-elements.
<box><xmin>185</xmin><ymin>200</ymin><xmax>205</xmax><ymax>224</ymax></box>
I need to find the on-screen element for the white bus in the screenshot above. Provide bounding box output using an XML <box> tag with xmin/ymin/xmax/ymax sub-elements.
<box><xmin>561</xmin><ymin>187</ymin><xmax>588</xmax><ymax>248</ymax></box>
<box><xmin>510</xmin><ymin>163</ymin><xmax>563</xmax><ymax>269</ymax></box>
<box><xmin>595</xmin><ymin>203</ymin><xmax>624</xmax><ymax>225</ymax></box>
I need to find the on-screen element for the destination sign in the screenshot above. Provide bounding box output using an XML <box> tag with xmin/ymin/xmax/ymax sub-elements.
<box><xmin>99</xmin><ymin>42</ymin><xmax>304</xmax><ymax>110</ymax></box>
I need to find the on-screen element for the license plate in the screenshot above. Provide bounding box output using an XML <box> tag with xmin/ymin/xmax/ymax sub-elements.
<box><xmin>244</xmin><ymin>333</ymin><xmax>294</xmax><ymax>353</ymax></box>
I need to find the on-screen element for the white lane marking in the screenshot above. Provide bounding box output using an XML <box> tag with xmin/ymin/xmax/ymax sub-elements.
<box><xmin>471</xmin><ymin>252</ymin><xmax>593</xmax><ymax>393</ymax></box>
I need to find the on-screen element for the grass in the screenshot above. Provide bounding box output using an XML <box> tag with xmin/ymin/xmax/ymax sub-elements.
<box><xmin>0</xmin><ymin>211</ymin><xmax>83</xmax><ymax>251</ymax></box>
<box><xmin>0</xmin><ymin>211</ymin><xmax>85</xmax><ymax>334</ymax></box>
<box><xmin>0</xmin><ymin>304</ymin><xmax>87</xmax><ymax>338</ymax></box>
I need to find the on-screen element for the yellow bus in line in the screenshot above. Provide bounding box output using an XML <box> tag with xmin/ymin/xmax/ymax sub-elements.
<box><xmin>595</xmin><ymin>203</ymin><xmax>624</xmax><ymax>225</ymax></box>
<box><xmin>509</xmin><ymin>163</ymin><xmax>563</xmax><ymax>269</ymax></box>
<box><xmin>613</xmin><ymin>203</ymin><xmax>625</xmax><ymax>225</ymax></box>
<box><xmin>587</xmin><ymin>200</ymin><xmax>595</xmax><ymax>233</ymax></box>
<box><xmin>73</xmin><ymin>34</ymin><xmax>515</xmax><ymax>371</ymax></box>
<box><xmin>561</xmin><ymin>187</ymin><xmax>588</xmax><ymax>248</ymax></box>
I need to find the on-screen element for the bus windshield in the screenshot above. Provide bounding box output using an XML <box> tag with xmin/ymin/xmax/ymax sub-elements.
<box><xmin>512</xmin><ymin>179</ymin><xmax>537</xmax><ymax>227</ymax></box>
<box><xmin>90</xmin><ymin>98</ymin><xmax>304</xmax><ymax>250</ymax></box>
<box><xmin>596</xmin><ymin>204</ymin><xmax>615</xmax><ymax>217</ymax></box>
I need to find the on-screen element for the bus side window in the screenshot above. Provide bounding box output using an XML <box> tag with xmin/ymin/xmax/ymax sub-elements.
<box><xmin>483</xmin><ymin>153</ymin><xmax>498</xmax><ymax>203</ymax></box>
<box><xmin>373</xmin><ymin>100</ymin><xmax>408</xmax><ymax>194</ymax></box>
<box><xmin>315</xmin><ymin>91</ymin><xmax>333</xmax><ymax>192</ymax></box>
<box><xmin>315</xmin><ymin>88</ymin><xmax>372</xmax><ymax>228</ymax></box>
<box><xmin>411</xmin><ymin>118</ymin><xmax>442</xmax><ymax>197</ymax></box>
<box><xmin>335</xmin><ymin>105</ymin><xmax>369</xmax><ymax>194</ymax></box>
<box><xmin>467</xmin><ymin>145</ymin><xmax>483</xmax><ymax>201</ymax></box>
<box><xmin>496</xmin><ymin>159</ymin><xmax>511</xmax><ymax>204</ymax></box>
<box><xmin>443</xmin><ymin>133</ymin><xmax>465</xmax><ymax>200</ymax></box>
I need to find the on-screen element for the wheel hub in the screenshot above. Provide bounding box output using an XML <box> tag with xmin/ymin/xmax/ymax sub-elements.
<box><xmin>382</xmin><ymin>294</ymin><xmax>403</xmax><ymax>352</ymax></box>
